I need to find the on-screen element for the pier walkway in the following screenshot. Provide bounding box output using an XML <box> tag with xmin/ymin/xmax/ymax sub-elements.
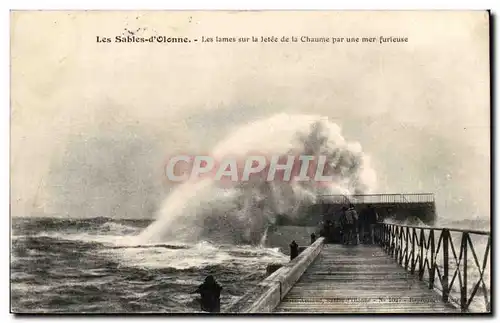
<box><xmin>225</xmin><ymin>223</ymin><xmax>491</xmax><ymax>314</ymax></box>
<box><xmin>275</xmin><ymin>244</ymin><xmax>457</xmax><ymax>313</ymax></box>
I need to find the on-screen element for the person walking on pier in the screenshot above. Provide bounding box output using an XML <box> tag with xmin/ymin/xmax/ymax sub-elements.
<box><xmin>341</xmin><ymin>204</ymin><xmax>359</xmax><ymax>245</ymax></box>
<box><xmin>194</xmin><ymin>275</ymin><xmax>222</xmax><ymax>313</ymax></box>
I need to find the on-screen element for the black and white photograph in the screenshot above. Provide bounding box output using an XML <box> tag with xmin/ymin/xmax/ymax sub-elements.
<box><xmin>9</xmin><ymin>10</ymin><xmax>491</xmax><ymax>314</ymax></box>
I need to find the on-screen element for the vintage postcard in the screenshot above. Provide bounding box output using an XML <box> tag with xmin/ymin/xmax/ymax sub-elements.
<box><xmin>10</xmin><ymin>11</ymin><xmax>491</xmax><ymax>314</ymax></box>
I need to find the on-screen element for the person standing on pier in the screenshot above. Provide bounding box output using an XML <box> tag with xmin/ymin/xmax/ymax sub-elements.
<box><xmin>365</xmin><ymin>204</ymin><xmax>379</xmax><ymax>244</ymax></box>
<box><xmin>341</xmin><ymin>204</ymin><xmax>359</xmax><ymax>245</ymax></box>
<box><xmin>359</xmin><ymin>205</ymin><xmax>376</xmax><ymax>244</ymax></box>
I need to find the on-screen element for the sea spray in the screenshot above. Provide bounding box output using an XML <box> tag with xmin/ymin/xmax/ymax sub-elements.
<box><xmin>138</xmin><ymin>114</ymin><xmax>377</xmax><ymax>244</ymax></box>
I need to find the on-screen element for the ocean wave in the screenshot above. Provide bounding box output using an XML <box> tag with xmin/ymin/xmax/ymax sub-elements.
<box><xmin>98</xmin><ymin>221</ymin><xmax>143</xmax><ymax>235</ymax></box>
<box><xmin>139</xmin><ymin>114</ymin><xmax>377</xmax><ymax>245</ymax></box>
<box><xmin>12</xmin><ymin>217</ymin><xmax>150</xmax><ymax>238</ymax></box>
<box><xmin>13</xmin><ymin>232</ymin><xmax>136</xmax><ymax>246</ymax></box>
<box><xmin>11</xmin><ymin>218</ymin><xmax>148</xmax><ymax>247</ymax></box>
<box><xmin>99</xmin><ymin>239</ymin><xmax>287</xmax><ymax>271</ymax></box>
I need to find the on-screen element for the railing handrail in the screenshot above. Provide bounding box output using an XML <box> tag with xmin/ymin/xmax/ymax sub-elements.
<box><xmin>383</xmin><ymin>223</ymin><xmax>490</xmax><ymax>236</ymax></box>
<box><xmin>317</xmin><ymin>193</ymin><xmax>435</xmax><ymax>204</ymax></box>
<box><xmin>318</xmin><ymin>193</ymin><xmax>435</xmax><ymax>196</ymax></box>
<box><xmin>353</xmin><ymin>193</ymin><xmax>434</xmax><ymax>197</ymax></box>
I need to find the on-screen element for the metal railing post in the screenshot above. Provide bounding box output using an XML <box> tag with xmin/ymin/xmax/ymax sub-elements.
<box><xmin>390</xmin><ymin>225</ymin><xmax>395</xmax><ymax>257</ymax></box>
<box><xmin>398</xmin><ymin>227</ymin><xmax>404</xmax><ymax>265</ymax></box>
<box><xmin>429</xmin><ymin>229</ymin><xmax>436</xmax><ymax>289</ymax></box>
<box><xmin>461</xmin><ymin>232</ymin><xmax>468</xmax><ymax>311</ymax></box>
<box><xmin>411</xmin><ymin>227</ymin><xmax>416</xmax><ymax>274</ymax></box>
<box><xmin>442</xmin><ymin>229</ymin><xmax>450</xmax><ymax>303</ymax></box>
<box><xmin>405</xmin><ymin>227</ymin><xmax>410</xmax><ymax>270</ymax></box>
<box><xmin>386</xmin><ymin>225</ymin><xmax>389</xmax><ymax>249</ymax></box>
<box><xmin>419</xmin><ymin>228</ymin><xmax>424</xmax><ymax>280</ymax></box>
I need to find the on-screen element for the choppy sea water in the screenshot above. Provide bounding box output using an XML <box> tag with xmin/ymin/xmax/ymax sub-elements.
<box><xmin>10</xmin><ymin>217</ymin><xmax>288</xmax><ymax>313</ymax></box>
<box><xmin>11</xmin><ymin>217</ymin><xmax>491</xmax><ymax>313</ymax></box>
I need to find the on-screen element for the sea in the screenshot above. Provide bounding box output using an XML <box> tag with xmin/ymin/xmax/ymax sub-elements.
<box><xmin>10</xmin><ymin>217</ymin><xmax>288</xmax><ymax>313</ymax></box>
<box><xmin>11</xmin><ymin>216</ymin><xmax>491</xmax><ymax>313</ymax></box>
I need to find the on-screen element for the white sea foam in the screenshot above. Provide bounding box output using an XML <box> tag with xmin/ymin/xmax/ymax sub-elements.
<box><xmin>138</xmin><ymin>114</ymin><xmax>377</xmax><ymax>244</ymax></box>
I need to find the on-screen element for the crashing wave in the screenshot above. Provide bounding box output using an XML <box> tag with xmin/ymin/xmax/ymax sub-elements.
<box><xmin>138</xmin><ymin>114</ymin><xmax>377</xmax><ymax>244</ymax></box>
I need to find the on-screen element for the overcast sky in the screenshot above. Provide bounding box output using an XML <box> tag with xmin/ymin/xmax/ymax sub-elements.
<box><xmin>11</xmin><ymin>11</ymin><xmax>490</xmax><ymax>225</ymax></box>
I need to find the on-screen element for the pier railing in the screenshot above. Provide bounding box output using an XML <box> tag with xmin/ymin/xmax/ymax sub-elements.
<box><xmin>319</xmin><ymin>193</ymin><xmax>435</xmax><ymax>204</ymax></box>
<box><xmin>375</xmin><ymin>223</ymin><xmax>491</xmax><ymax>312</ymax></box>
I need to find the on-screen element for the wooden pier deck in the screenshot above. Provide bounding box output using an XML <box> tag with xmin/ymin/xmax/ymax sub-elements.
<box><xmin>274</xmin><ymin>244</ymin><xmax>459</xmax><ymax>313</ymax></box>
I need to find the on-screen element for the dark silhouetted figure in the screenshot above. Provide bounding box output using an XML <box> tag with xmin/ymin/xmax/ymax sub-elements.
<box><xmin>359</xmin><ymin>205</ymin><xmax>369</xmax><ymax>244</ymax></box>
<box><xmin>341</xmin><ymin>204</ymin><xmax>359</xmax><ymax>245</ymax></box>
<box><xmin>310</xmin><ymin>232</ymin><xmax>316</xmax><ymax>244</ymax></box>
<box><xmin>358</xmin><ymin>204</ymin><xmax>378</xmax><ymax>244</ymax></box>
<box><xmin>195</xmin><ymin>275</ymin><xmax>222</xmax><ymax>312</ymax></box>
<box><xmin>331</xmin><ymin>208</ymin><xmax>344</xmax><ymax>244</ymax></box>
<box><xmin>322</xmin><ymin>220</ymin><xmax>332</xmax><ymax>243</ymax></box>
<box><xmin>290</xmin><ymin>240</ymin><xmax>299</xmax><ymax>260</ymax></box>
<box><xmin>365</xmin><ymin>204</ymin><xmax>378</xmax><ymax>244</ymax></box>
